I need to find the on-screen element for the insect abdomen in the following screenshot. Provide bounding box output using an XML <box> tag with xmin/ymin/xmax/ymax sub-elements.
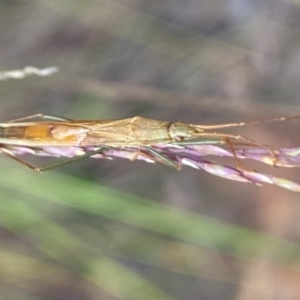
<box><xmin>0</xmin><ymin>124</ymin><xmax>54</xmax><ymax>142</ymax></box>
<box><xmin>0</xmin><ymin>126</ymin><xmax>27</xmax><ymax>139</ymax></box>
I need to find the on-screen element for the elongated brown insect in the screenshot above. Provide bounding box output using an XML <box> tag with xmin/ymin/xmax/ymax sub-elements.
<box><xmin>0</xmin><ymin>113</ymin><xmax>299</xmax><ymax>171</ymax></box>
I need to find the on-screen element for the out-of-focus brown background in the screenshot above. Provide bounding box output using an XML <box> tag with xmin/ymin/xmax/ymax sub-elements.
<box><xmin>1</xmin><ymin>1</ymin><xmax>300</xmax><ymax>299</ymax></box>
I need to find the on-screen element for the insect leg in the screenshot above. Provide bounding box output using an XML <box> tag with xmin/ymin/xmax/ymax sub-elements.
<box><xmin>142</xmin><ymin>146</ymin><xmax>180</xmax><ymax>169</ymax></box>
<box><xmin>223</xmin><ymin>137</ymin><xmax>244</xmax><ymax>169</ymax></box>
<box><xmin>172</xmin><ymin>139</ymin><xmax>257</xmax><ymax>148</ymax></box>
<box><xmin>194</xmin><ymin>132</ymin><xmax>278</xmax><ymax>167</ymax></box>
<box><xmin>171</xmin><ymin>138</ymin><xmax>223</xmax><ymax>146</ymax></box>
<box><xmin>0</xmin><ymin>147</ymin><xmax>44</xmax><ymax>170</ymax></box>
<box><xmin>7</xmin><ymin>114</ymin><xmax>73</xmax><ymax>123</ymax></box>
<box><xmin>172</xmin><ymin>137</ymin><xmax>246</xmax><ymax>169</ymax></box>
<box><xmin>0</xmin><ymin>146</ymin><xmax>110</xmax><ymax>171</ymax></box>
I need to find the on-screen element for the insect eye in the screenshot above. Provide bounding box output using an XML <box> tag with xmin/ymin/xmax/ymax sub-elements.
<box><xmin>175</xmin><ymin>136</ymin><xmax>184</xmax><ymax>142</ymax></box>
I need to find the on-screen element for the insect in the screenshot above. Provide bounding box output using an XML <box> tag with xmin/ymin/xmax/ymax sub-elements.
<box><xmin>0</xmin><ymin>113</ymin><xmax>300</xmax><ymax>172</ymax></box>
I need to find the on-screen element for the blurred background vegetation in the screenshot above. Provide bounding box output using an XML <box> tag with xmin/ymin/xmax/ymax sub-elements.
<box><xmin>1</xmin><ymin>1</ymin><xmax>300</xmax><ymax>299</ymax></box>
